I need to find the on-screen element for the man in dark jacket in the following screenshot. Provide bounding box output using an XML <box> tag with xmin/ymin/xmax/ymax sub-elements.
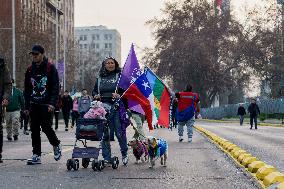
<box><xmin>24</xmin><ymin>45</ymin><xmax>62</xmax><ymax>165</ymax></box>
<box><xmin>247</xmin><ymin>98</ymin><xmax>260</xmax><ymax>130</ymax></box>
<box><xmin>60</xmin><ymin>90</ymin><xmax>73</xmax><ymax>131</ymax></box>
<box><xmin>237</xmin><ymin>103</ymin><xmax>246</xmax><ymax>126</ymax></box>
<box><xmin>0</xmin><ymin>57</ymin><xmax>12</xmax><ymax>163</ymax></box>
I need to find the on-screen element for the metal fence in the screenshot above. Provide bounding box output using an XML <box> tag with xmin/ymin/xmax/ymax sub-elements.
<box><xmin>201</xmin><ymin>98</ymin><xmax>284</xmax><ymax>119</ymax></box>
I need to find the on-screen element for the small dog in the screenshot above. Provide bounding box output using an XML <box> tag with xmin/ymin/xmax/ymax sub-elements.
<box><xmin>83</xmin><ymin>100</ymin><xmax>107</xmax><ymax>119</ymax></box>
<box><xmin>147</xmin><ymin>137</ymin><xmax>168</xmax><ymax>168</ymax></box>
<box><xmin>127</xmin><ymin>139</ymin><xmax>149</xmax><ymax>164</ymax></box>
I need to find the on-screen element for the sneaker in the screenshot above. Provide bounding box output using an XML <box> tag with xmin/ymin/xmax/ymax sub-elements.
<box><xmin>65</xmin><ymin>128</ymin><xmax>68</xmax><ymax>131</ymax></box>
<box><xmin>7</xmin><ymin>137</ymin><xmax>12</xmax><ymax>141</ymax></box>
<box><xmin>188</xmin><ymin>138</ymin><xmax>192</xmax><ymax>143</ymax></box>
<box><xmin>13</xmin><ymin>135</ymin><xmax>18</xmax><ymax>141</ymax></box>
<box><xmin>122</xmin><ymin>155</ymin><xmax>129</xmax><ymax>165</ymax></box>
<box><xmin>27</xmin><ymin>154</ymin><xmax>41</xmax><ymax>165</ymax></box>
<box><xmin>179</xmin><ymin>136</ymin><xmax>183</xmax><ymax>142</ymax></box>
<box><xmin>53</xmin><ymin>144</ymin><xmax>62</xmax><ymax>161</ymax></box>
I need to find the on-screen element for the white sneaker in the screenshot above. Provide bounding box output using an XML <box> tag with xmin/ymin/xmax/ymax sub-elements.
<box><xmin>188</xmin><ymin>138</ymin><xmax>192</xmax><ymax>143</ymax></box>
<box><xmin>179</xmin><ymin>136</ymin><xmax>183</xmax><ymax>142</ymax></box>
<box><xmin>53</xmin><ymin>144</ymin><xmax>62</xmax><ymax>161</ymax></box>
<box><xmin>122</xmin><ymin>155</ymin><xmax>128</xmax><ymax>165</ymax></box>
<box><xmin>27</xmin><ymin>154</ymin><xmax>41</xmax><ymax>165</ymax></box>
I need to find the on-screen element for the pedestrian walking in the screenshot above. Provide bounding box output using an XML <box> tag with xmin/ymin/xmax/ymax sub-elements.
<box><xmin>5</xmin><ymin>79</ymin><xmax>25</xmax><ymax>141</ymax></box>
<box><xmin>71</xmin><ymin>96</ymin><xmax>80</xmax><ymax>128</ymax></box>
<box><xmin>53</xmin><ymin>98</ymin><xmax>62</xmax><ymax>131</ymax></box>
<box><xmin>92</xmin><ymin>57</ymin><xmax>129</xmax><ymax>165</ymax></box>
<box><xmin>24</xmin><ymin>45</ymin><xmax>62</xmax><ymax>165</ymax></box>
<box><xmin>247</xmin><ymin>98</ymin><xmax>260</xmax><ymax>130</ymax></box>
<box><xmin>0</xmin><ymin>57</ymin><xmax>12</xmax><ymax>163</ymax></box>
<box><xmin>176</xmin><ymin>84</ymin><xmax>200</xmax><ymax>143</ymax></box>
<box><xmin>20</xmin><ymin>110</ymin><xmax>29</xmax><ymax>135</ymax></box>
<box><xmin>61</xmin><ymin>90</ymin><xmax>73</xmax><ymax>131</ymax></box>
<box><xmin>237</xmin><ymin>103</ymin><xmax>246</xmax><ymax>126</ymax></box>
<box><xmin>78</xmin><ymin>89</ymin><xmax>91</xmax><ymax>118</ymax></box>
<box><xmin>130</xmin><ymin>111</ymin><xmax>145</xmax><ymax>140</ymax></box>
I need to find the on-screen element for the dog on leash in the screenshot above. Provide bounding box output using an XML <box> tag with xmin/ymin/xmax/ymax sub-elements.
<box><xmin>127</xmin><ymin>139</ymin><xmax>149</xmax><ymax>164</ymax></box>
<box><xmin>147</xmin><ymin>137</ymin><xmax>168</xmax><ymax>168</ymax></box>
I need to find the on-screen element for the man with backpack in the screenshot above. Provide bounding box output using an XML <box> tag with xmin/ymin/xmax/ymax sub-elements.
<box><xmin>24</xmin><ymin>45</ymin><xmax>62</xmax><ymax>165</ymax></box>
<box><xmin>175</xmin><ymin>84</ymin><xmax>200</xmax><ymax>143</ymax></box>
<box><xmin>0</xmin><ymin>57</ymin><xmax>12</xmax><ymax>163</ymax></box>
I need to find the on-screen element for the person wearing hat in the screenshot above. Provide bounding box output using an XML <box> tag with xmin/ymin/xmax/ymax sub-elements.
<box><xmin>60</xmin><ymin>90</ymin><xmax>73</xmax><ymax>131</ymax></box>
<box><xmin>24</xmin><ymin>45</ymin><xmax>62</xmax><ymax>165</ymax></box>
<box><xmin>0</xmin><ymin>57</ymin><xmax>12</xmax><ymax>163</ymax></box>
<box><xmin>247</xmin><ymin>98</ymin><xmax>260</xmax><ymax>130</ymax></box>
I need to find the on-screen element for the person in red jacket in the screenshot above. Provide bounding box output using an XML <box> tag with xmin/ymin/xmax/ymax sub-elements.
<box><xmin>175</xmin><ymin>84</ymin><xmax>200</xmax><ymax>143</ymax></box>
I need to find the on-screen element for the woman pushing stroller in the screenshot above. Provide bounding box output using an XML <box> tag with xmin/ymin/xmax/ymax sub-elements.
<box><xmin>92</xmin><ymin>57</ymin><xmax>129</xmax><ymax>165</ymax></box>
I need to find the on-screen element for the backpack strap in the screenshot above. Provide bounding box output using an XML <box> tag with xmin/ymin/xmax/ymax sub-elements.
<box><xmin>97</xmin><ymin>76</ymin><xmax>101</xmax><ymax>95</ymax></box>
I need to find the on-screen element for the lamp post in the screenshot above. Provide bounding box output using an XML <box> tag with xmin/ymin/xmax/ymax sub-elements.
<box><xmin>12</xmin><ymin>0</ymin><xmax>16</xmax><ymax>81</ymax></box>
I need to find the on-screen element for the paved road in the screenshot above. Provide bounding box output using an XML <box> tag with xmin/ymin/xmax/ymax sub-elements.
<box><xmin>197</xmin><ymin>120</ymin><xmax>284</xmax><ymax>173</ymax></box>
<box><xmin>0</xmin><ymin>123</ymin><xmax>260</xmax><ymax>189</ymax></box>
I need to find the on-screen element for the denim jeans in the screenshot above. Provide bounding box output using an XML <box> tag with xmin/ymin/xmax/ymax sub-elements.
<box><xmin>239</xmin><ymin>115</ymin><xmax>244</xmax><ymax>126</ymax></box>
<box><xmin>178</xmin><ymin>117</ymin><xmax>195</xmax><ymax>139</ymax></box>
<box><xmin>250</xmin><ymin>115</ymin><xmax>257</xmax><ymax>129</ymax></box>
<box><xmin>101</xmin><ymin>107</ymin><xmax>128</xmax><ymax>161</ymax></box>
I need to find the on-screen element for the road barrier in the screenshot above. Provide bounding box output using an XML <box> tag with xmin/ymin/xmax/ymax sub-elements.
<box><xmin>201</xmin><ymin>98</ymin><xmax>284</xmax><ymax>120</ymax></box>
<box><xmin>195</xmin><ymin>126</ymin><xmax>284</xmax><ymax>189</ymax></box>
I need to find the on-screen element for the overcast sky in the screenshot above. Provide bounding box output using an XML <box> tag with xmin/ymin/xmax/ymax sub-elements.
<box><xmin>74</xmin><ymin>0</ymin><xmax>168</xmax><ymax>63</ymax></box>
<box><xmin>74</xmin><ymin>0</ymin><xmax>267</xmax><ymax>64</ymax></box>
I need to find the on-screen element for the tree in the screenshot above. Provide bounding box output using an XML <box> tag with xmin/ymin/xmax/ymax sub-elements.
<box><xmin>143</xmin><ymin>0</ymin><xmax>250</xmax><ymax>107</ymax></box>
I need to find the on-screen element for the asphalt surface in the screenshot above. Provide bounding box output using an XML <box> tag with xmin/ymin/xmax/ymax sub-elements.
<box><xmin>197</xmin><ymin>120</ymin><xmax>284</xmax><ymax>173</ymax></box>
<box><xmin>0</xmin><ymin>122</ymin><xmax>260</xmax><ymax>189</ymax></box>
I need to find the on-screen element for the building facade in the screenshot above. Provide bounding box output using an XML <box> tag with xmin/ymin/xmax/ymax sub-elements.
<box><xmin>0</xmin><ymin>0</ymin><xmax>74</xmax><ymax>89</ymax></box>
<box><xmin>75</xmin><ymin>25</ymin><xmax>121</xmax><ymax>64</ymax></box>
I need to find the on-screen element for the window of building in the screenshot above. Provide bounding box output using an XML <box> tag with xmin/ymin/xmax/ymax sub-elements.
<box><xmin>92</xmin><ymin>35</ymin><xmax>96</xmax><ymax>40</ymax></box>
<box><xmin>96</xmin><ymin>34</ymin><xmax>100</xmax><ymax>40</ymax></box>
<box><xmin>108</xmin><ymin>43</ymin><xmax>112</xmax><ymax>49</ymax></box>
<box><xmin>104</xmin><ymin>34</ymin><xmax>108</xmax><ymax>40</ymax></box>
<box><xmin>96</xmin><ymin>44</ymin><xmax>100</xmax><ymax>49</ymax></box>
<box><xmin>105</xmin><ymin>43</ymin><xmax>108</xmax><ymax>49</ymax></box>
<box><xmin>84</xmin><ymin>44</ymin><xmax>87</xmax><ymax>49</ymax></box>
<box><xmin>109</xmin><ymin>34</ymin><xmax>112</xmax><ymax>40</ymax></box>
<box><xmin>79</xmin><ymin>35</ymin><xmax>83</xmax><ymax>41</ymax></box>
<box><xmin>83</xmin><ymin>35</ymin><xmax>87</xmax><ymax>41</ymax></box>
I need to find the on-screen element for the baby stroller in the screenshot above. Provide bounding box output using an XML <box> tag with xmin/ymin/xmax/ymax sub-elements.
<box><xmin>66</xmin><ymin>114</ymin><xmax>119</xmax><ymax>171</ymax></box>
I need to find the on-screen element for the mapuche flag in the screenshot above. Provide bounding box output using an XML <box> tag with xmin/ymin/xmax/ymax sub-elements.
<box><xmin>123</xmin><ymin>73</ymin><xmax>157</xmax><ymax>130</ymax></box>
<box><xmin>145</xmin><ymin>67</ymin><xmax>171</xmax><ymax>128</ymax></box>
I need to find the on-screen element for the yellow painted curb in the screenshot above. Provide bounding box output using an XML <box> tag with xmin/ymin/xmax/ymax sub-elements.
<box><xmin>242</xmin><ymin>156</ymin><xmax>258</xmax><ymax>167</ymax></box>
<box><xmin>275</xmin><ymin>182</ymin><xmax>284</xmax><ymax>189</ymax></box>
<box><xmin>256</xmin><ymin>165</ymin><xmax>277</xmax><ymax>181</ymax></box>
<box><xmin>248</xmin><ymin>161</ymin><xmax>266</xmax><ymax>173</ymax></box>
<box><xmin>227</xmin><ymin>144</ymin><xmax>238</xmax><ymax>152</ymax></box>
<box><xmin>263</xmin><ymin>172</ymin><xmax>284</xmax><ymax>187</ymax></box>
<box><xmin>238</xmin><ymin>153</ymin><xmax>252</xmax><ymax>163</ymax></box>
<box><xmin>230</xmin><ymin>147</ymin><xmax>241</xmax><ymax>155</ymax></box>
<box><xmin>233</xmin><ymin>149</ymin><xmax>246</xmax><ymax>159</ymax></box>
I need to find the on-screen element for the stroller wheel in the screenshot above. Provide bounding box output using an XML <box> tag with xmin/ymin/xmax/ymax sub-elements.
<box><xmin>97</xmin><ymin>160</ymin><xmax>104</xmax><ymax>171</ymax></box>
<box><xmin>82</xmin><ymin>158</ymin><xmax>90</xmax><ymax>168</ymax></box>
<box><xmin>66</xmin><ymin>159</ymin><xmax>72</xmax><ymax>171</ymax></box>
<box><xmin>92</xmin><ymin>160</ymin><xmax>98</xmax><ymax>171</ymax></box>
<box><xmin>72</xmin><ymin>159</ymin><xmax>79</xmax><ymax>171</ymax></box>
<box><xmin>112</xmin><ymin>156</ymin><xmax>119</xmax><ymax>169</ymax></box>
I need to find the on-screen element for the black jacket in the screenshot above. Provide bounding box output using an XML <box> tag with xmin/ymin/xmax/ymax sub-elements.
<box><xmin>24</xmin><ymin>57</ymin><xmax>59</xmax><ymax>110</ymax></box>
<box><xmin>248</xmin><ymin>103</ymin><xmax>260</xmax><ymax>116</ymax></box>
<box><xmin>61</xmin><ymin>95</ymin><xmax>73</xmax><ymax>112</ymax></box>
<box><xmin>237</xmin><ymin>106</ymin><xmax>246</xmax><ymax>116</ymax></box>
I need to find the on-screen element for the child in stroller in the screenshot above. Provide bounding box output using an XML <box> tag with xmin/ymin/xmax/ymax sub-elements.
<box><xmin>66</xmin><ymin>101</ymin><xmax>119</xmax><ymax>171</ymax></box>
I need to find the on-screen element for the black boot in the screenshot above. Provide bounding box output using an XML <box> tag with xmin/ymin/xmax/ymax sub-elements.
<box><xmin>0</xmin><ymin>154</ymin><xmax>3</xmax><ymax>163</ymax></box>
